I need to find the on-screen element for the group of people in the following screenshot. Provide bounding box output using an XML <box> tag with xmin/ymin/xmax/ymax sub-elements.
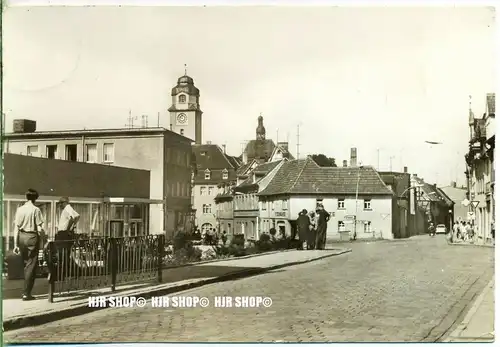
<box><xmin>451</xmin><ymin>220</ymin><xmax>476</xmax><ymax>243</ymax></box>
<box><xmin>296</xmin><ymin>203</ymin><xmax>331</xmax><ymax>250</ymax></box>
<box><xmin>13</xmin><ymin>188</ymin><xmax>80</xmax><ymax>301</ymax></box>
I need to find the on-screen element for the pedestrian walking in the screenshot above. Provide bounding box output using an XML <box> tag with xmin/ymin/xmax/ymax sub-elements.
<box><xmin>315</xmin><ymin>204</ymin><xmax>331</xmax><ymax>250</ymax></box>
<box><xmin>55</xmin><ymin>197</ymin><xmax>80</xmax><ymax>279</ymax></box>
<box><xmin>13</xmin><ymin>188</ymin><xmax>45</xmax><ymax>301</ymax></box>
<box><xmin>428</xmin><ymin>222</ymin><xmax>436</xmax><ymax>237</ymax></box>
<box><xmin>296</xmin><ymin>209</ymin><xmax>310</xmax><ymax>250</ymax></box>
<box><xmin>452</xmin><ymin>221</ymin><xmax>460</xmax><ymax>242</ymax></box>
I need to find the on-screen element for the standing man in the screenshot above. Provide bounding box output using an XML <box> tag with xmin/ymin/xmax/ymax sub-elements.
<box><xmin>56</xmin><ymin>197</ymin><xmax>80</xmax><ymax>279</ymax></box>
<box><xmin>13</xmin><ymin>188</ymin><xmax>45</xmax><ymax>301</ymax></box>
<box><xmin>315</xmin><ymin>204</ymin><xmax>331</xmax><ymax>250</ymax></box>
<box><xmin>296</xmin><ymin>209</ymin><xmax>310</xmax><ymax>250</ymax></box>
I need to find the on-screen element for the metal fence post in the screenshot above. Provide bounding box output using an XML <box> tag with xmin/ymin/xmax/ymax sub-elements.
<box><xmin>47</xmin><ymin>242</ymin><xmax>56</xmax><ymax>303</ymax></box>
<box><xmin>157</xmin><ymin>234</ymin><xmax>164</xmax><ymax>284</ymax></box>
<box><xmin>110</xmin><ymin>238</ymin><xmax>117</xmax><ymax>292</ymax></box>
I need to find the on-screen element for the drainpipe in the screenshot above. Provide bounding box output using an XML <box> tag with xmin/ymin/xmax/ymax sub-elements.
<box><xmin>81</xmin><ymin>135</ymin><xmax>85</xmax><ymax>162</ymax></box>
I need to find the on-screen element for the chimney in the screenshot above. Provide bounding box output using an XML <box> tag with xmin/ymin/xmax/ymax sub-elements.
<box><xmin>277</xmin><ymin>142</ymin><xmax>289</xmax><ymax>151</ymax></box>
<box><xmin>206</xmin><ymin>141</ymin><xmax>212</xmax><ymax>145</ymax></box>
<box><xmin>403</xmin><ymin>166</ymin><xmax>408</xmax><ymax>173</ymax></box>
<box><xmin>412</xmin><ymin>174</ymin><xmax>417</xmax><ymax>177</ymax></box>
<box><xmin>350</xmin><ymin>148</ymin><xmax>357</xmax><ymax>167</ymax></box>
<box><xmin>222</xmin><ymin>144</ymin><xmax>226</xmax><ymax>153</ymax></box>
<box><xmin>342</xmin><ymin>160</ymin><xmax>348</xmax><ymax>167</ymax></box>
<box><xmin>451</xmin><ymin>181</ymin><xmax>457</xmax><ymax>188</ymax></box>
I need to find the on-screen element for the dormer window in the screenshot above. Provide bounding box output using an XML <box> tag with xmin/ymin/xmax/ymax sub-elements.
<box><xmin>204</xmin><ymin>169</ymin><xmax>211</xmax><ymax>180</ymax></box>
<box><xmin>201</xmin><ymin>151</ymin><xmax>207</xmax><ymax>156</ymax></box>
<box><xmin>178</xmin><ymin>94</ymin><xmax>186</xmax><ymax>103</ymax></box>
<box><xmin>222</xmin><ymin>169</ymin><xmax>229</xmax><ymax>180</ymax></box>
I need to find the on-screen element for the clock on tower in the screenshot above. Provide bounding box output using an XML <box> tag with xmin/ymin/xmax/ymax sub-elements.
<box><xmin>168</xmin><ymin>73</ymin><xmax>203</xmax><ymax>144</ymax></box>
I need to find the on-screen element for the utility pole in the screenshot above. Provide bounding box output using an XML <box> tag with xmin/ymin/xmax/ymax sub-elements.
<box><xmin>376</xmin><ymin>149</ymin><xmax>380</xmax><ymax>170</ymax></box>
<box><xmin>296</xmin><ymin>124</ymin><xmax>301</xmax><ymax>159</ymax></box>
<box><xmin>157</xmin><ymin>112</ymin><xmax>160</xmax><ymax>127</ymax></box>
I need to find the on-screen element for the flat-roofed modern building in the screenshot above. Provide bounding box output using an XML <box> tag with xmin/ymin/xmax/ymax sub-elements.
<box><xmin>3</xmin><ymin>125</ymin><xmax>193</xmax><ymax>237</ymax></box>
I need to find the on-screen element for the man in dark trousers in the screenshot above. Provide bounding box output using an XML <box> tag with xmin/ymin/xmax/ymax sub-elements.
<box><xmin>315</xmin><ymin>204</ymin><xmax>331</xmax><ymax>250</ymax></box>
<box><xmin>296</xmin><ymin>209</ymin><xmax>310</xmax><ymax>250</ymax></box>
<box><xmin>13</xmin><ymin>189</ymin><xmax>45</xmax><ymax>300</ymax></box>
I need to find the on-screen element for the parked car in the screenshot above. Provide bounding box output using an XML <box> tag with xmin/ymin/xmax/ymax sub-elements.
<box><xmin>436</xmin><ymin>224</ymin><xmax>447</xmax><ymax>234</ymax></box>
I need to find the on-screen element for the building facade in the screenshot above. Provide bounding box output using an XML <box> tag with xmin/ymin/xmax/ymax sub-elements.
<box><xmin>192</xmin><ymin>144</ymin><xmax>240</xmax><ymax>233</ymax></box>
<box><xmin>3</xmin><ymin>153</ymin><xmax>154</xmax><ymax>250</ymax></box>
<box><xmin>439</xmin><ymin>182</ymin><xmax>468</xmax><ymax>223</ymax></box>
<box><xmin>3</xmin><ymin>127</ymin><xmax>192</xmax><ymax>237</ymax></box>
<box><xmin>465</xmin><ymin>93</ymin><xmax>495</xmax><ymax>244</ymax></box>
<box><xmin>258</xmin><ymin>157</ymin><xmax>395</xmax><ymax>240</ymax></box>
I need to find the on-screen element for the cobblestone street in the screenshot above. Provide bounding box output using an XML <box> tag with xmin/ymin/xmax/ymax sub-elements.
<box><xmin>4</xmin><ymin>236</ymin><xmax>494</xmax><ymax>343</ymax></box>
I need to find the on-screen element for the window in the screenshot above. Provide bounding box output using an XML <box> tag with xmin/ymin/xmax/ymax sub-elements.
<box><xmin>208</xmin><ymin>186</ymin><xmax>214</xmax><ymax>195</ymax></box>
<box><xmin>46</xmin><ymin>145</ymin><xmax>57</xmax><ymax>159</ymax></box>
<box><xmin>176</xmin><ymin>182</ymin><xmax>180</xmax><ymax>196</ymax></box>
<box><xmin>261</xmin><ymin>201</ymin><xmax>267</xmax><ymax>210</ymax></box>
<box><xmin>27</xmin><ymin>145</ymin><xmax>39</xmax><ymax>156</ymax></box>
<box><xmin>204</xmin><ymin>169</ymin><xmax>211</xmax><ymax>180</ymax></box>
<box><xmin>338</xmin><ymin>199</ymin><xmax>345</xmax><ymax>209</ymax></box>
<box><xmin>180</xmin><ymin>129</ymin><xmax>184</xmax><ymax>136</ymax></box>
<box><xmin>363</xmin><ymin>199</ymin><xmax>372</xmax><ymax>210</ymax></box>
<box><xmin>85</xmin><ymin>144</ymin><xmax>97</xmax><ymax>163</ymax></box>
<box><xmin>103</xmin><ymin>143</ymin><xmax>114</xmax><ymax>163</ymax></box>
<box><xmin>203</xmin><ymin>204</ymin><xmax>212</xmax><ymax>214</ymax></box>
<box><xmin>281</xmin><ymin>200</ymin><xmax>288</xmax><ymax>210</ymax></box>
<box><xmin>271</xmin><ymin>201</ymin><xmax>275</xmax><ymax>210</ymax></box>
<box><xmin>338</xmin><ymin>221</ymin><xmax>346</xmax><ymax>232</ymax></box>
<box><xmin>364</xmin><ymin>221</ymin><xmax>372</xmax><ymax>233</ymax></box>
<box><xmin>179</xmin><ymin>94</ymin><xmax>186</xmax><ymax>103</ymax></box>
<box><xmin>222</xmin><ymin>169</ymin><xmax>229</xmax><ymax>180</ymax></box>
<box><xmin>316</xmin><ymin>198</ymin><xmax>323</xmax><ymax>208</ymax></box>
<box><xmin>200</xmin><ymin>187</ymin><xmax>206</xmax><ymax>195</ymax></box>
<box><xmin>201</xmin><ymin>151</ymin><xmax>207</xmax><ymax>156</ymax></box>
<box><xmin>65</xmin><ymin>144</ymin><xmax>77</xmax><ymax>161</ymax></box>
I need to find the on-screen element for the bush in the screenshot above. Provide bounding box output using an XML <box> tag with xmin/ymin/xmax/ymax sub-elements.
<box><xmin>173</xmin><ymin>232</ymin><xmax>190</xmax><ymax>252</ymax></box>
<box><xmin>231</xmin><ymin>234</ymin><xmax>245</xmax><ymax>247</ymax></box>
<box><xmin>259</xmin><ymin>233</ymin><xmax>271</xmax><ymax>243</ymax></box>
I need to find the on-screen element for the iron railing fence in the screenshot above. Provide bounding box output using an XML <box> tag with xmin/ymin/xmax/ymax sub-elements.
<box><xmin>46</xmin><ymin>235</ymin><xmax>164</xmax><ymax>302</ymax></box>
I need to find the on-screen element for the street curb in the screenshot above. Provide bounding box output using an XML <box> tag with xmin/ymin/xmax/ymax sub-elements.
<box><xmin>448</xmin><ymin>242</ymin><xmax>495</xmax><ymax>248</ymax></box>
<box><xmin>442</xmin><ymin>277</ymin><xmax>494</xmax><ymax>342</ymax></box>
<box><xmin>3</xmin><ymin>249</ymin><xmax>352</xmax><ymax>332</ymax></box>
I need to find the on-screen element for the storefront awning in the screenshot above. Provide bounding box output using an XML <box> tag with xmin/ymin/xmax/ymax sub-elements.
<box><xmin>104</xmin><ymin>197</ymin><xmax>164</xmax><ymax>204</ymax></box>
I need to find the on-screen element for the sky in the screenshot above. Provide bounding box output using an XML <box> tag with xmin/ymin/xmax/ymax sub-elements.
<box><xmin>2</xmin><ymin>5</ymin><xmax>496</xmax><ymax>187</ymax></box>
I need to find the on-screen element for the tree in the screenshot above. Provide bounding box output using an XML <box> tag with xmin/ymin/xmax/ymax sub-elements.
<box><xmin>311</xmin><ymin>154</ymin><xmax>337</xmax><ymax>167</ymax></box>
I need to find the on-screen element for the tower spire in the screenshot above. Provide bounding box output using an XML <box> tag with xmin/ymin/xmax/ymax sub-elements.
<box><xmin>184</xmin><ymin>64</ymin><xmax>188</xmax><ymax>76</ymax></box>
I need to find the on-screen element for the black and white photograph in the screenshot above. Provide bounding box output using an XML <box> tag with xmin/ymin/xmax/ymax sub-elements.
<box><xmin>1</xmin><ymin>2</ymin><xmax>496</xmax><ymax>344</ymax></box>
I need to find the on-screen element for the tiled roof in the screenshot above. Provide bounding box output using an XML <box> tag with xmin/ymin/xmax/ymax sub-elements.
<box><xmin>225</xmin><ymin>155</ymin><xmax>242</xmax><ymax>168</ymax></box>
<box><xmin>259</xmin><ymin>157</ymin><xmax>393</xmax><ymax>196</ymax></box>
<box><xmin>236</xmin><ymin>160</ymin><xmax>282</xmax><ymax>189</ymax></box>
<box><xmin>244</xmin><ymin>139</ymin><xmax>276</xmax><ymax>162</ymax></box>
<box><xmin>487</xmin><ymin>93</ymin><xmax>495</xmax><ymax>115</ymax></box>
<box><xmin>236</xmin><ymin>160</ymin><xmax>256</xmax><ymax>176</ymax></box>
<box><xmin>192</xmin><ymin>144</ymin><xmax>238</xmax><ymax>184</ymax></box>
<box><xmin>413</xmin><ymin>177</ymin><xmax>445</xmax><ymax>202</ymax></box>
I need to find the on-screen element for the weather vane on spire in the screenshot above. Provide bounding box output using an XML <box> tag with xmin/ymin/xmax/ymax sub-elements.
<box><xmin>184</xmin><ymin>64</ymin><xmax>188</xmax><ymax>76</ymax></box>
<box><xmin>469</xmin><ymin>95</ymin><xmax>472</xmax><ymax>109</ymax></box>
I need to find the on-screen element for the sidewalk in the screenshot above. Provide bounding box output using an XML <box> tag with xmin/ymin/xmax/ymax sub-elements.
<box><xmin>3</xmin><ymin>247</ymin><xmax>351</xmax><ymax>331</ymax></box>
<box><xmin>444</xmin><ymin>278</ymin><xmax>495</xmax><ymax>342</ymax></box>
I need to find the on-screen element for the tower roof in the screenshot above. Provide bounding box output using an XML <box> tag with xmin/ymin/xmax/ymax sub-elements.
<box><xmin>171</xmin><ymin>74</ymin><xmax>200</xmax><ymax>96</ymax></box>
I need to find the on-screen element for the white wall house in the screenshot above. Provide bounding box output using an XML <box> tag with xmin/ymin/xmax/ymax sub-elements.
<box><xmin>258</xmin><ymin>157</ymin><xmax>394</xmax><ymax>240</ymax></box>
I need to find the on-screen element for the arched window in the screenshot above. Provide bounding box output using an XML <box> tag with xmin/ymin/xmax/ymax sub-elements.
<box><xmin>179</xmin><ymin>95</ymin><xmax>186</xmax><ymax>103</ymax></box>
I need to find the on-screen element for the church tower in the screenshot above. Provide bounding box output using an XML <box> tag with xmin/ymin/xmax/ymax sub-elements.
<box><xmin>168</xmin><ymin>70</ymin><xmax>203</xmax><ymax>144</ymax></box>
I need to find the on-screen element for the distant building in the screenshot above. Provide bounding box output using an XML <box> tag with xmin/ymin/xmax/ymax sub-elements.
<box><xmin>257</xmin><ymin>157</ymin><xmax>395</xmax><ymax>240</ymax></box>
<box><xmin>465</xmin><ymin>93</ymin><xmax>495</xmax><ymax>244</ymax></box>
<box><xmin>440</xmin><ymin>182</ymin><xmax>468</xmax><ymax>223</ymax></box>
<box><xmin>3</xmin><ymin>153</ymin><xmax>153</xmax><ymax>250</ymax></box>
<box><xmin>215</xmin><ymin>159</ymin><xmax>286</xmax><ymax>240</ymax></box>
<box><xmin>192</xmin><ymin>143</ymin><xmax>241</xmax><ymax>234</ymax></box>
<box><xmin>3</xmin><ymin>126</ymin><xmax>193</xmax><ymax>237</ymax></box>
<box><xmin>378</xmin><ymin>167</ymin><xmax>413</xmax><ymax>238</ymax></box>
<box><xmin>241</xmin><ymin>116</ymin><xmax>277</xmax><ymax>164</ymax></box>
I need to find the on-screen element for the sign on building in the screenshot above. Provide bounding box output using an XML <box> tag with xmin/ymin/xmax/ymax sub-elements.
<box><xmin>275</xmin><ymin>212</ymin><xmax>286</xmax><ymax>217</ymax></box>
<box><xmin>345</xmin><ymin>215</ymin><xmax>355</xmax><ymax>220</ymax></box>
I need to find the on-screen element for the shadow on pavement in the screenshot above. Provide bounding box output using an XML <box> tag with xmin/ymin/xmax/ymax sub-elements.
<box><xmin>2</xmin><ymin>264</ymin><xmax>262</xmax><ymax>299</ymax></box>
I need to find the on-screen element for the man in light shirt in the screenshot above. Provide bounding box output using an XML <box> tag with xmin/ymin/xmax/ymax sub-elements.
<box><xmin>56</xmin><ymin>196</ymin><xmax>80</xmax><ymax>239</ymax></box>
<box><xmin>13</xmin><ymin>188</ymin><xmax>45</xmax><ymax>301</ymax></box>
<box><xmin>55</xmin><ymin>197</ymin><xmax>80</xmax><ymax>279</ymax></box>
